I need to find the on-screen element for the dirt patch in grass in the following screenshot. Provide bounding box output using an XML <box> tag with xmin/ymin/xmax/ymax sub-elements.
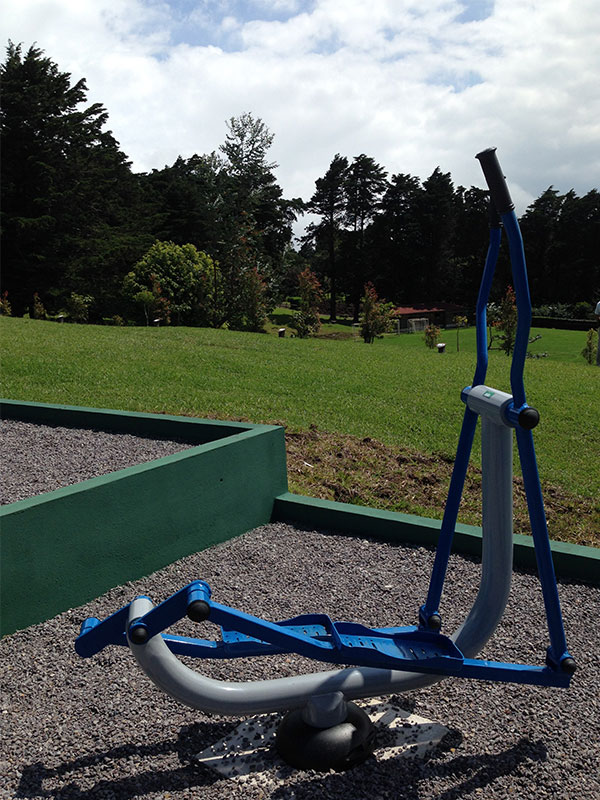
<box><xmin>284</xmin><ymin>426</ymin><xmax>599</xmax><ymax>549</ymax></box>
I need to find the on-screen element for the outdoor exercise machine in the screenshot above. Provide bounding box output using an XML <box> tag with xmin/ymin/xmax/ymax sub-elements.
<box><xmin>75</xmin><ymin>149</ymin><xmax>576</xmax><ymax>772</ymax></box>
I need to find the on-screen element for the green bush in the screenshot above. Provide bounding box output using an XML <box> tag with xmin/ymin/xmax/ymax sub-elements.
<box><xmin>424</xmin><ymin>324</ymin><xmax>441</xmax><ymax>349</ymax></box>
<box><xmin>581</xmin><ymin>328</ymin><xmax>598</xmax><ymax>365</ymax></box>
<box><xmin>65</xmin><ymin>293</ymin><xmax>93</xmax><ymax>324</ymax></box>
<box><xmin>453</xmin><ymin>314</ymin><xmax>468</xmax><ymax>352</ymax></box>
<box><xmin>291</xmin><ymin>268</ymin><xmax>322</xmax><ymax>338</ymax></box>
<box><xmin>32</xmin><ymin>292</ymin><xmax>46</xmax><ymax>320</ymax></box>
<box><xmin>0</xmin><ymin>291</ymin><xmax>12</xmax><ymax>316</ymax></box>
<box><xmin>360</xmin><ymin>283</ymin><xmax>392</xmax><ymax>343</ymax></box>
<box><xmin>573</xmin><ymin>301</ymin><xmax>594</xmax><ymax>320</ymax></box>
<box><xmin>123</xmin><ymin>240</ymin><xmax>220</xmax><ymax>327</ymax></box>
<box><xmin>496</xmin><ymin>286</ymin><xmax>517</xmax><ymax>356</ymax></box>
<box><xmin>240</xmin><ymin>268</ymin><xmax>269</xmax><ymax>332</ymax></box>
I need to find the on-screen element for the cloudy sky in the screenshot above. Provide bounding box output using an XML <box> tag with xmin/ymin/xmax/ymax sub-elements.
<box><xmin>2</xmin><ymin>0</ymin><xmax>599</xmax><ymax>222</ymax></box>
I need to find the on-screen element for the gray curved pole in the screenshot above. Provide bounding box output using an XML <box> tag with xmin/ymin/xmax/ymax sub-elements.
<box><xmin>127</xmin><ymin>414</ymin><xmax>513</xmax><ymax>715</ymax></box>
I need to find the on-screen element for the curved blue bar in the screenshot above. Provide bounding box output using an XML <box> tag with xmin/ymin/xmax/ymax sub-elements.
<box><xmin>421</xmin><ymin>405</ymin><xmax>479</xmax><ymax>620</ymax></box>
<box><xmin>500</xmin><ymin>208</ymin><xmax>572</xmax><ymax>667</ymax></box>
<box><xmin>515</xmin><ymin>427</ymin><xmax>570</xmax><ymax>660</ymax></box>
<box><xmin>422</xmin><ymin>216</ymin><xmax>502</xmax><ymax>623</ymax></box>
<box><xmin>473</xmin><ymin>225</ymin><xmax>502</xmax><ymax>388</ymax></box>
<box><xmin>500</xmin><ymin>210</ymin><xmax>530</xmax><ymax>408</ymax></box>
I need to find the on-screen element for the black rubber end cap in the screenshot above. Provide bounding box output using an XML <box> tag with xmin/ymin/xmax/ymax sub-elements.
<box><xmin>428</xmin><ymin>614</ymin><xmax>442</xmax><ymax>631</ymax></box>
<box><xmin>128</xmin><ymin>624</ymin><xmax>149</xmax><ymax>645</ymax></box>
<box><xmin>187</xmin><ymin>600</ymin><xmax>210</xmax><ymax>622</ymax></box>
<box><xmin>276</xmin><ymin>702</ymin><xmax>375</xmax><ymax>772</ymax></box>
<box><xmin>519</xmin><ymin>407</ymin><xmax>540</xmax><ymax>430</ymax></box>
<box><xmin>561</xmin><ymin>657</ymin><xmax>577</xmax><ymax>675</ymax></box>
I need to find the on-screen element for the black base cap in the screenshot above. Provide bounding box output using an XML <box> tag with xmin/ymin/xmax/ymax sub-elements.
<box><xmin>275</xmin><ymin>702</ymin><xmax>376</xmax><ymax>772</ymax></box>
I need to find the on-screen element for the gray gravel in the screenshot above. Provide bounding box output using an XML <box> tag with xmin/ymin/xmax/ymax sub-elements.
<box><xmin>1</xmin><ymin>423</ymin><xmax>598</xmax><ymax>799</ymax></box>
<box><xmin>2</xmin><ymin>525</ymin><xmax>598</xmax><ymax>800</ymax></box>
<box><xmin>0</xmin><ymin>419</ymin><xmax>192</xmax><ymax>504</ymax></box>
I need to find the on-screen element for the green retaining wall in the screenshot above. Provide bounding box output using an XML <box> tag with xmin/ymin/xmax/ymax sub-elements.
<box><xmin>0</xmin><ymin>400</ymin><xmax>288</xmax><ymax>635</ymax></box>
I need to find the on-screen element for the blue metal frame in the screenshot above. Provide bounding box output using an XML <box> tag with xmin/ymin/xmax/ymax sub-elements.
<box><xmin>74</xmin><ymin>150</ymin><xmax>575</xmax><ymax>688</ymax></box>
<box><xmin>75</xmin><ymin>580</ymin><xmax>571</xmax><ymax>688</ymax></box>
<box><xmin>419</xmin><ymin>220</ymin><xmax>502</xmax><ymax>624</ymax></box>
<box><xmin>501</xmin><ymin>208</ymin><xmax>571</xmax><ymax>669</ymax></box>
<box><xmin>419</xmin><ymin>153</ymin><xmax>574</xmax><ymax>676</ymax></box>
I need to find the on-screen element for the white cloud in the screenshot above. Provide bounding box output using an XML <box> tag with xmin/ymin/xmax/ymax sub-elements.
<box><xmin>2</xmin><ymin>0</ymin><xmax>599</xmax><ymax>218</ymax></box>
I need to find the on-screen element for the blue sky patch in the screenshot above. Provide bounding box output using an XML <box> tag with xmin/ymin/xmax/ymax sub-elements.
<box><xmin>428</xmin><ymin>68</ymin><xmax>484</xmax><ymax>91</ymax></box>
<box><xmin>455</xmin><ymin>0</ymin><xmax>494</xmax><ymax>24</ymax></box>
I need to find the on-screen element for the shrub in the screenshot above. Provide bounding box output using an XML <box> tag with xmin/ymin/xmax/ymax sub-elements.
<box><xmin>0</xmin><ymin>291</ymin><xmax>12</xmax><ymax>316</ymax></box>
<box><xmin>291</xmin><ymin>268</ymin><xmax>322</xmax><ymax>338</ymax></box>
<box><xmin>486</xmin><ymin>301</ymin><xmax>500</xmax><ymax>349</ymax></box>
<box><xmin>65</xmin><ymin>292</ymin><xmax>93</xmax><ymax>323</ymax></box>
<box><xmin>240</xmin><ymin>267</ymin><xmax>269</xmax><ymax>332</ymax></box>
<box><xmin>496</xmin><ymin>286</ymin><xmax>517</xmax><ymax>356</ymax></box>
<box><xmin>128</xmin><ymin>277</ymin><xmax>171</xmax><ymax>326</ymax></box>
<box><xmin>424</xmin><ymin>324</ymin><xmax>441</xmax><ymax>349</ymax></box>
<box><xmin>124</xmin><ymin>241</ymin><xmax>219</xmax><ymax>326</ymax></box>
<box><xmin>532</xmin><ymin>301</ymin><xmax>595</xmax><ymax>321</ymax></box>
<box><xmin>573</xmin><ymin>301</ymin><xmax>594</xmax><ymax>320</ymax></box>
<box><xmin>581</xmin><ymin>328</ymin><xmax>598</xmax><ymax>365</ymax></box>
<box><xmin>32</xmin><ymin>292</ymin><xmax>46</xmax><ymax>320</ymax></box>
<box><xmin>360</xmin><ymin>283</ymin><xmax>392</xmax><ymax>344</ymax></box>
<box><xmin>531</xmin><ymin>302</ymin><xmax>572</xmax><ymax>319</ymax></box>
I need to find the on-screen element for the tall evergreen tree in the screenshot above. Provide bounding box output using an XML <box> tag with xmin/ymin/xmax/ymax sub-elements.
<box><xmin>450</xmin><ymin>185</ymin><xmax>490</xmax><ymax>304</ymax></box>
<box><xmin>0</xmin><ymin>42</ymin><xmax>137</xmax><ymax>317</ymax></box>
<box><xmin>416</xmin><ymin>167</ymin><xmax>456</xmax><ymax>301</ymax></box>
<box><xmin>343</xmin><ymin>154</ymin><xmax>388</xmax><ymax>320</ymax></box>
<box><xmin>518</xmin><ymin>187</ymin><xmax>563</xmax><ymax>304</ymax></box>
<box><xmin>520</xmin><ymin>187</ymin><xmax>600</xmax><ymax>305</ymax></box>
<box><xmin>217</xmin><ymin>113</ymin><xmax>300</xmax><ymax>322</ymax></box>
<box><xmin>305</xmin><ymin>154</ymin><xmax>349</xmax><ymax>320</ymax></box>
<box><xmin>370</xmin><ymin>172</ymin><xmax>423</xmax><ymax>302</ymax></box>
<box><xmin>144</xmin><ymin>153</ymin><xmax>225</xmax><ymax>253</ymax></box>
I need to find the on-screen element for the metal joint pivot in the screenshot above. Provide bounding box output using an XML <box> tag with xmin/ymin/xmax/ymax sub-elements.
<box><xmin>463</xmin><ymin>385</ymin><xmax>513</xmax><ymax>426</ymax></box>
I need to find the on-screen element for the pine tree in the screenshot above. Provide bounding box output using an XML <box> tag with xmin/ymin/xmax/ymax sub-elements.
<box><xmin>217</xmin><ymin>113</ymin><xmax>300</xmax><ymax>324</ymax></box>
<box><xmin>343</xmin><ymin>154</ymin><xmax>388</xmax><ymax>320</ymax></box>
<box><xmin>305</xmin><ymin>154</ymin><xmax>349</xmax><ymax>320</ymax></box>
<box><xmin>0</xmin><ymin>42</ymin><xmax>139</xmax><ymax>317</ymax></box>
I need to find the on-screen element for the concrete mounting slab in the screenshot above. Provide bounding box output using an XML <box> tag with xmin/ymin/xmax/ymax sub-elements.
<box><xmin>196</xmin><ymin>697</ymin><xmax>449</xmax><ymax>777</ymax></box>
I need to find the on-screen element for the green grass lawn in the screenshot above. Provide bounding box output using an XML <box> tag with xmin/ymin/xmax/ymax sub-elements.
<box><xmin>2</xmin><ymin>316</ymin><xmax>598</xmax><ymax>505</ymax></box>
<box><xmin>266</xmin><ymin>307</ymin><xmax>359</xmax><ymax>338</ymax></box>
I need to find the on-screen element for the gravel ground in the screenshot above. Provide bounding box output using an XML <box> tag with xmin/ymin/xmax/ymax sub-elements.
<box><xmin>1</xmin><ymin>524</ymin><xmax>598</xmax><ymax>800</ymax></box>
<box><xmin>1</xmin><ymin>423</ymin><xmax>598</xmax><ymax>799</ymax></box>
<box><xmin>0</xmin><ymin>419</ymin><xmax>192</xmax><ymax>505</ymax></box>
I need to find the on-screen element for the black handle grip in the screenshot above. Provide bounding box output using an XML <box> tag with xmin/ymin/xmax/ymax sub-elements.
<box><xmin>476</xmin><ymin>147</ymin><xmax>514</xmax><ymax>214</ymax></box>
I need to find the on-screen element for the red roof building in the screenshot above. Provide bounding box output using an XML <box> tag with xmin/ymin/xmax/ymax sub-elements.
<box><xmin>393</xmin><ymin>302</ymin><xmax>467</xmax><ymax>330</ymax></box>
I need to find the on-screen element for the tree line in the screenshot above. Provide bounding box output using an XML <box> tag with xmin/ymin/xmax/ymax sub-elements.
<box><xmin>2</xmin><ymin>42</ymin><xmax>599</xmax><ymax>327</ymax></box>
